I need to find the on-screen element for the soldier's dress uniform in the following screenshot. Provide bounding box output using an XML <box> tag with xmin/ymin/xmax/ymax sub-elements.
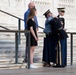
<box><xmin>58</xmin><ymin>13</ymin><xmax>67</xmax><ymax>67</ymax></box>
<box><xmin>49</xmin><ymin>17</ymin><xmax>68</xmax><ymax>67</ymax></box>
<box><xmin>52</xmin><ymin>8</ymin><xmax>68</xmax><ymax>67</ymax></box>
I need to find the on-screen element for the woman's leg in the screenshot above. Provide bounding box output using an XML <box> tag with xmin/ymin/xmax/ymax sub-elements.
<box><xmin>30</xmin><ymin>46</ymin><xmax>35</xmax><ymax>64</ymax></box>
<box><xmin>30</xmin><ymin>46</ymin><xmax>38</xmax><ymax>68</ymax></box>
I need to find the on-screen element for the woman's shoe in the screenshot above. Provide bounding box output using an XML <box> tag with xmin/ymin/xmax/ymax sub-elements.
<box><xmin>30</xmin><ymin>64</ymin><xmax>38</xmax><ymax>69</ymax></box>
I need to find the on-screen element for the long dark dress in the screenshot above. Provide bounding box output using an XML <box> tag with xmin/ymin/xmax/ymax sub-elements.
<box><xmin>43</xmin><ymin>17</ymin><xmax>56</xmax><ymax>63</ymax></box>
<box><xmin>27</xmin><ymin>19</ymin><xmax>37</xmax><ymax>46</ymax></box>
<box><xmin>43</xmin><ymin>34</ymin><xmax>55</xmax><ymax>63</ymax></box>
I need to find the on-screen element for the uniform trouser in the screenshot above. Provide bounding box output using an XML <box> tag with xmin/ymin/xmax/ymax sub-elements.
<box><xmin>60</xmin><ymin>38</ymin><xmax>67</xmax><ymax>66</ymax></box>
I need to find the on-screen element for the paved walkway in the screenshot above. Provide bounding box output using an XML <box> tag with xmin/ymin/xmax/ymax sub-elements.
<box><xmin>0</xmin><ymin>65</ymin><xmax>76</xmax><ymax>75</ymax></box>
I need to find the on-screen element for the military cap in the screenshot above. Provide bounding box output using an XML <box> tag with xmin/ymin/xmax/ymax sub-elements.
<box><xmin>43</xmin><ymin>9</ymin><xmax>52</xmax><ymax>17</ymax></box>
<box><xmin>57</xmin><ymin>8</ymin><xmax>65</xmax><ymax>12</ymax></box>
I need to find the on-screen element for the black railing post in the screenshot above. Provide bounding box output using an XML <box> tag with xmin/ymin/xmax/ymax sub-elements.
<box><xmin>18</xmin><ymin>19</ymin><xmax>21</xmax><ymax>45</ymax></box>
<box><xmin>15</xmin><ymin>32</ymin><xmax>19</xmax><ymax>63</ymax></box>
<box><xmin>70</xmin><ymin>33</ymin><xmax>73</xmax><ymax>66</ymax></box>
<box><xmin>27</xmin><ymin>32</ymin><xmax>30</xmax><ymax>69</ymax></box>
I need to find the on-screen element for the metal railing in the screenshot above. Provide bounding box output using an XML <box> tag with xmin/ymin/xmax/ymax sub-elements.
<box><xmin>0</xmin><ymin>10</ymin><xmax>44</xmax><ymax>44</ymax></box>
<box><xmin>0</xmin><ymin>10</ymin><xmax>23</xmax><ymax>44</ymax></box>
<box><xmin>0</xmin><ymin>25</ymin><xmax>75</xmax><ymax>68</ymax></box>
<box><xmin>0</xmin><ymin>10</ymin><xmax>44</xmax><ymax>29</ymax></box>
<box><xmin>0</xmin><ymin>10</ymin><xmax>44</xmax><ymax>68</ymax></box>
<box><xmin>0</xmin><ymin>9</ymin><xmax>76</xmax><ymax>67</ymax></box>
<box><xmin>0</xmin><ymin>29</ymin><xmax>30</xmax><ymax>69</ymax></box>
<box><xmin>0</xmin><ymin>25</ymin><xmax>10</xmax><ymax>30</ymax></box>
<box><xmin>67</xmin><ymin>32</ymin><xmax>76</xmax><ymax>66</ymax></box>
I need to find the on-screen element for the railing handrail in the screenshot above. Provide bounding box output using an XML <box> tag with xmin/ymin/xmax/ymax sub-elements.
<box><xmin>0</xmin><ymin>25</ymin><xmax>10</xmax><ymax>30</ymax></box>
<box><xmin>0</xmin><ymin>10</ymin><xmax>24</xmax><ymax>21</ymax></box>
<box><xmin>67</xmin><ymin>32</ymin><xmax>76</xmax><ymax>34</ymax></box>
<box><xmin>0</xmin><ymin>29</ymin><xmax>30</xmax><ymax>33</ymax></box>
<box><xmin>0</xmin><ymin>24</ymin><xmax>76</xmax><ymax>34</ymax></box>
<box><xmin>1</xmin><ymin>10</ymin><xmax>76</xmax><ymax>34</ymax></box>
<box><xmin>0</xmin><ymin>29</ymin><xmax>30</xmax><ymax>69</ymax></box>
<box><xmin>0</xmin><ymin>9</ymin><xmax>44</xmax><ymax>29</ymax></box>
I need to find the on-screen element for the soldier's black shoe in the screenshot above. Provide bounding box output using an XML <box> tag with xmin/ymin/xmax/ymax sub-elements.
<box><xmin>53</xmin><ymin>64</ymin><xmax>65</xmax><ymax>68</ymax></box>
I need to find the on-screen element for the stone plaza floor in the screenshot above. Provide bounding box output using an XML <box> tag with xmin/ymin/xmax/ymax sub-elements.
<box><xmin>0</xmin><ymin>65</ymin><xmax>76</xmax><ymax>75</ymax></box>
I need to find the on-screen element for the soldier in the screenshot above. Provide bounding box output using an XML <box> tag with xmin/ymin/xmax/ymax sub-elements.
<box><xmin>52</xmin><ymin>8</ymin><xmax>67</xmax><ymax>68</ymax></box>
<box><xmin>57</xmin><ymin>8</ymin><xmax>67</xmax><ymax>67</ymax></box>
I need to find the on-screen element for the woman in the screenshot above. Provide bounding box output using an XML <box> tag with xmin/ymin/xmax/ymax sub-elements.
<box><xmin>27</xmin><ymin>8</ymin><xmax>38</xmax><ymax>69</ymax></box>
<box><xmin>43</xmin><ymin>10</ymin><xmax>56</xmax><ymax>67</ymax></box>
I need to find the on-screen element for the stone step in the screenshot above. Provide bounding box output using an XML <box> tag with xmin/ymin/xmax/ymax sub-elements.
<box><xmin>0</xmin><ymin>58</ymin><xmax>42</xmax><ymax>67</ymax></box>
<box><xmin>0</xmin><ymin>57</ymin><xmax>72</xmax><ymax>64</ymax></box>
<box><xmin>0</xmin><ymin>60</ymin><xmax>74</xmax><ymax>69</ymax></box>
<box><xmin>0</xmin><ymin>29</ymin><xmax>76</xmax><ymax>68</ymax></box>
<box><xmin>0</xmin><ymin>63</ymin><xmax>44</xmax><ymax>69</ymax></box>
<box><xmin>0</xmin><ymin>56</ymin><xmax>73</xmax><ymax>63</ymax></box>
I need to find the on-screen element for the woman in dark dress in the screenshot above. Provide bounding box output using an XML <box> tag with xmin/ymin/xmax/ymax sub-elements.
<box><xmin>43</xmin><ymin>10</ymin><xmax>56</xmax><ymax>67</ymax></box>
<box><xmin>27</xmin><ymin>8</ymin><xmax>38</xmax><ymax>69</ymax></box>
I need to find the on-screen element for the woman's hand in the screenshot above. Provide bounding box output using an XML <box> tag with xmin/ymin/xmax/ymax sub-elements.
<box><xmin>35</xmin><ymin>37</ymin><xmax>39</xmax><ymax>41</ymax></box>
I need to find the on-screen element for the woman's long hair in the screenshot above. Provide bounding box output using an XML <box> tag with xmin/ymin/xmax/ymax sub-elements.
<box><xmin>27</xmin><ymin>8</ymin><xmax>36</xmax><ymax>22</ymax></box>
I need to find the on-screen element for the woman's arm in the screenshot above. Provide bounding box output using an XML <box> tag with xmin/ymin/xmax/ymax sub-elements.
<box><xmin>36</xmin><ymin>28</ymin><xmax>38</xmax><ymax>36</ymax></box>
<box><xmin>30</xmin><ymin>26</ymin><xmax>38</xmax><ymax>41</ymax></box>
